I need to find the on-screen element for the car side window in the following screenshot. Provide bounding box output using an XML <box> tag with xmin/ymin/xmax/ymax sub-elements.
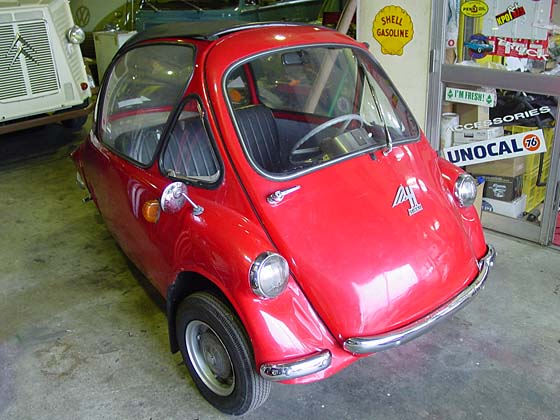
<box><xmin>161</xmin><ymin>98</ymin><xmax>220</xmax><ymax>184</ymax></box>
<box><xmin>99</xmin><ymin>44</ymin><xmax>195</xmax><ymax>166</ymax></box>
<box><xmin>226</xmin><ymin>66</ymin><xmax>251</xmax><ymax>108</ymax></box>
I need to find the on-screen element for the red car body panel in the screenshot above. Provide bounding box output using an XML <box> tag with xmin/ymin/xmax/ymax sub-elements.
<box><xmin>242</xmin><ymin>141</ymin><xmax>482</xmax><ymax>339</ymax></box>
<box><xmin>79</xmin><ymin>131</ymin><xmax>353</xmax><ymax>382</ymax></box>
<box><xmin>73</xmin><ymin>23</ymin><xmax>491</xmax><ymax>385</ymax></box>
<box><xmin>201</xmin><ymin>28</ymin><xmax>487</xmax><ymax>341</ymax></box>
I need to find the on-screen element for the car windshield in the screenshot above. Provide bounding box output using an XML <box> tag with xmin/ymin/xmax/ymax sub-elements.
<box><xmin>225</xmin><ymin>45</ymin><xmax>420</xmax><ymax>178</ymax></box>
<box><xmin>139</xmin><ymin>0</ymin><xmax>238</xmax><ymax>11</ymax></box>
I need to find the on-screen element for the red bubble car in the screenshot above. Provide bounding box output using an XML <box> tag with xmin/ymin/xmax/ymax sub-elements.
<box><xmin>72</xmin><ymin>21</ymin><xmax>495</xmax><ymax>415</ymax></box>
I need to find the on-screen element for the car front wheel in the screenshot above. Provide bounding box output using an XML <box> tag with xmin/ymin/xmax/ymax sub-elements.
<box><xmin>176</xmin><ymin>292</ymin><xmax>271</xmax><ymax>415</ymax></box>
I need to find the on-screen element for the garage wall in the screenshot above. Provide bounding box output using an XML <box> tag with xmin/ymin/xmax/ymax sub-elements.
<box><xmin>357</xmin><ymin>0</ymin><xmax>433</xmax><ymax>130</ymax></box>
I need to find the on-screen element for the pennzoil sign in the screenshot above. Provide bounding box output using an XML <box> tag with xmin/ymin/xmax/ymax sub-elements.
<box><xmin>461</xmin><ymin>1</ymin><xmax>489</xmax><ymax>18</ymax></box>
<box><xmin>443</xmin><ymin>129</ymin><xmax>547</xmax><ymax>166</ymax></box>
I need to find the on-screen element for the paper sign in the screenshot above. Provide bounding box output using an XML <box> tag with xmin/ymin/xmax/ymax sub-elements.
<box><xmin>480</xmin><ymin>0</ymin><xmax>552</xmax><ymax>41</ymax></box>
<box><xmin>445</xmin><ymin>87</ymin><xmax>496</xmax><ymax>107</ymax></box>
<box><xmin>488</xmin><ymin>36</ymin><xmax>549</xmax><ymax>60</ymax></box>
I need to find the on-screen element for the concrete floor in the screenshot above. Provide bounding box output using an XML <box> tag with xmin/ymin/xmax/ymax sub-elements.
<box><xmin>1</xmin><ymin>122</ymin><xmax>559</xmax><ymax>420</ymax></box>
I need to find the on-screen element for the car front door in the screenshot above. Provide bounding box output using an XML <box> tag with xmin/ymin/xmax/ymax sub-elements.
<box><xmin>84</xmin><ymin>43</ymin><xmax>201</xmax><ymax>292</ymax></box>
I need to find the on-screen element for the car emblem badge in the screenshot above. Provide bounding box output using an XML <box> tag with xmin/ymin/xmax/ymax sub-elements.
<box><xmin>6</xmin><ymin>32</ymin><xmax>39</xmax><ymax>69</ymax></box>
<box><xmin>392</xmin><ymin>184</ymin><xmax>423</xmax><ymax>216</ymax></box>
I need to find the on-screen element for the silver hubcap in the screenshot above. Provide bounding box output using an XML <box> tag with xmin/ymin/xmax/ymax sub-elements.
<box><xmin>185</xmin><ymin>320</ymin><xmax>235</xmax><ymax>396</ymax></box>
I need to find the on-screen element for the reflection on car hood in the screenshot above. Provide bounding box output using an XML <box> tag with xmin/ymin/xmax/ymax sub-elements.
<box><xmin>251</xmin><ymin>141</ymin><xmax>480</xmax><ymax>342</ymax></box>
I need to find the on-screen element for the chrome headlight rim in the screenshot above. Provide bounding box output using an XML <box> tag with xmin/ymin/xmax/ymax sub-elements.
<box><xmin>66</xmin><ymin>25</ymin><xmax>85</xmax><ymax>44</ymax></box>
<box><xmin>454</xmin><ymin>173</ymin><xmax>477</xmax><ymax>208</ymax></box>
<box><xmin>249</xmin><ymin>251</ymin><xmax>290</xmax><ymax>299</ymax></box>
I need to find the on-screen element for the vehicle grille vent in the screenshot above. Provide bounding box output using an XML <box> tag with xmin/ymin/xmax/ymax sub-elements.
<box><xmin>0</xmin><ymin>24</ymin><xmax>26</xmax><ymax>100</ymax></box>
<box><xmin>0</xmin><ymin>19</ymin><xmax>59</xmax><ymax>102</ymax></box>
<box><xmin>20</xmin><ymin>21</ymin><xmax>59</xmax><ymax>95</ymax></box>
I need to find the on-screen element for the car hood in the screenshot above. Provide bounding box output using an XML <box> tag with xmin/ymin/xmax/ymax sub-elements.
<box><xmin>250</xmin><ymin>144</ymin><xmax>480</xmax><ymax>342</ymax></box>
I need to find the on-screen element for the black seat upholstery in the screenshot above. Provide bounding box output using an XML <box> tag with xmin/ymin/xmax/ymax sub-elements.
<box><xmin>113</xmin><ymin>126</ymin><xmax>162</xmax><ymax>165</ymax></box>
<box><xmin>234</xmin><ymin>105</ymin><xmax>282</xmax><ymax>172</ymax></box>
<box><xmin>162</xmin><ymin>117</ymin><xmax>218</xmax><ymax>179</ymax></box>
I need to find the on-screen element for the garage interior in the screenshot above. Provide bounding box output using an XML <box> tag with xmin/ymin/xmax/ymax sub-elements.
<box><xmin>0</xmin><ymin>121</ymin><xmax>558</xmax><ymax>419</ymax></box>
<box><xmin>1</xmin><ymin>0</ymin><xmax>560</xmax><ymax>418</ymax></box>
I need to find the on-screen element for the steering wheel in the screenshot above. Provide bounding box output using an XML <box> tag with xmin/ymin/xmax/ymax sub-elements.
<box><xmin>289</xmin><ymin>114</ymin><xmax>365</xmax><ymax>164</ymax></box>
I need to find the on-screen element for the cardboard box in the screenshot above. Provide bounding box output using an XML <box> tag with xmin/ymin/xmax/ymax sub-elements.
<box><xmin>455</xmin><ymin>103</ymin><xmax>489</xmax><ymax>128</ymax></box>
<box><xmin>482</xmin><ymin>175</ymin><xmax>523</xmax><ymax>202</ymax></box>
<box><xmin>453</xmin><ymin>126</ymin><xmax>504</xmax><ymax>145</ymax></box>
<box><xmin>474</xmin><ymin>181</ymin><xmax>485</xmax><ymax>217</ymax></box>
<box><xmin>467</xmin><ymin>157</ymin><xmax>526</xmax><ymax>177</ymax></box>
<box><xmin>482</xmin><ymin>195</ymin><xmax>526</xmax><ymax>219</ymax></box>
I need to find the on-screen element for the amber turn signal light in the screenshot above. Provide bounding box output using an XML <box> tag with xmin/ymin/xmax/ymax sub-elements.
<box><xmin>142</xmin><ymin>200</ymin><xmax>160</xmax><ymax>223</ymax></box>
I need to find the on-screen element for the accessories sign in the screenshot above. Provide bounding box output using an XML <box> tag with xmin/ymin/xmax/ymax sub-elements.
<box><xmin>443</xmin><ymin>129</ymin><xmax>547</xmax><ymax>166</ymax></box>
<box><xmin>451</xmin><ymin>105</ymin><xmax>551</xmax><ymax>131</ymax></box>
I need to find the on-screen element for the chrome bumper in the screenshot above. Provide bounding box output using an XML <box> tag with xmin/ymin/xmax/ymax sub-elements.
<box><xmin>344</xmin><ymin>245</ymin><xmax>496</xmax><ymax>354</ymax></box>
<box><xmin>260</xmin><ymin>350</ymin><xmax>332</xmax><ymax>381</ymax></box>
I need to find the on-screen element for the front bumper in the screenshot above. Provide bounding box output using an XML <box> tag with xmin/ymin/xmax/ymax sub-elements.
<box><xmin>258</xmin><ymin>245</ymin><xmax>495</xmax><ymax>382</ymax></box>
<box><xmin>0</xmin><ymin>98</ymin><xmax>94</xmax><ymax>136</ymax></box>
<box><xmin>343</xmin><ymin>245</ymin><xmax>496</xmax><ymax>354</ymax></box>
<box><xmin>260</xmin><ymin>350</ymin><xmax>332</xmax><ymax>381</ymax></box>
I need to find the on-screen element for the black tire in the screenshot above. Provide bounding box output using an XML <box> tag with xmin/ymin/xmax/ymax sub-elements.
<box><xmin>176</xmin><ymin>292</ymin><xmax>271</xmax><ymax>415</ymax></box>
<box><xmin>61</xmin><ymin>115</ymin><xmax>88</xmax><ymax>130</ymax></box>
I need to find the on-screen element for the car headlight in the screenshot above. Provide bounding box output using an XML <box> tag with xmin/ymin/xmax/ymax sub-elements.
<box><xmin>249</xmin><ymin>252</ymin><xmax>290</xmax><ymax>299</ymax></box>
<box><xmin>66</xmin><ymin>25</ymin><xmax>85</xmax><ymax>44</ymax></box>
<box><xmin>454</xmin><ymin>173</ymin><xmax>477</xmax><ymax>207</ymax></box>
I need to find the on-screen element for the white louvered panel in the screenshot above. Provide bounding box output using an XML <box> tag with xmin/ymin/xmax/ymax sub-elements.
<box><xmin>0</xmin><ymin>24</ymin><xmax>27</xmax><ymax>101</ymax></box>
<box><xmin>0</xmin><ymin>12</ymin><xmax>13</xmax><ymax>24</ymax></box>
<box><xmin>18</xmin><ymin>21</ymin><xmax>59</xmax><ymax>95</ymax></box>
<box><xmin>0</xmin><ymin>19</ymin><xmax>59</xmax><ymax>102</ymax></box>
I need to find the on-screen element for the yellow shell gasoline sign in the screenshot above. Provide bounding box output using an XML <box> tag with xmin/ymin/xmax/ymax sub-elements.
<box><xmin>372</xmin><ymin>5</ymin><xmax>414</xmax><ymax>56</ymax></box>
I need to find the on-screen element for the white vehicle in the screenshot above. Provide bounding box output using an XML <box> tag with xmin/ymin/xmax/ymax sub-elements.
<box><xmin>0</xmin><ymin>0</ymin><xmax>93</xmax><ymax>134</ymax></box>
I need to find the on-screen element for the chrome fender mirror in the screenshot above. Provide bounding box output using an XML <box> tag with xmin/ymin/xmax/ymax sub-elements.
<box><xmin>161</xmin><ymin>182</ymin><xmax>204</xmax><ymax>216</ymax></box>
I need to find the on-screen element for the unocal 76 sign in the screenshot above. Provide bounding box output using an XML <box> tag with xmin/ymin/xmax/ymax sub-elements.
<box><xmin>442</xmin><ymin>129</ymin><xmax>547</xmax><ymax>166</ymax></box>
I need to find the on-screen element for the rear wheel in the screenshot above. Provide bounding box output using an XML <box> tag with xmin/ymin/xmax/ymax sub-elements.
<box><xmin>61</xmin><ymin>115</ymin><xmax>88</xmax><ymax>130</ymax></box>
<box><xmin>176</xmin><ymin>292</ymin><xmax>271</xmax><ymax>415</ymax></box>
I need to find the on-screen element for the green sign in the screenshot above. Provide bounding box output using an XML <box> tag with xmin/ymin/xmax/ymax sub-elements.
<box><xmin>445</xmin><ymin>87</ymin><xmax>496</xmax><ymax>107</ymax></box>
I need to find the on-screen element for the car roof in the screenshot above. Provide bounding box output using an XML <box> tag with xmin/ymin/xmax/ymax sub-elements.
<box><xmin>123</xmin><ymin>21</ymin><xmax>313</xmax><ymax>49</ymax></box>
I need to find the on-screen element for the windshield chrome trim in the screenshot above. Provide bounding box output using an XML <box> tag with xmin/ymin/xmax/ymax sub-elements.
<box><xmin>223</xmin><ymin>43</ymin><xmax>421</xmax><ymax>182</ymax></box>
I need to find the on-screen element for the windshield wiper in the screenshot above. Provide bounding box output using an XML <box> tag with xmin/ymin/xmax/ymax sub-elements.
<box><xmin>372</xmin><ymin>92</ymin><xmax>393</xmax><ymax>156</ymax></box>
<box><xmin>361</xmin><ymin>63</ymin><xmax>394</xmax><ymax>156</ymax></box>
